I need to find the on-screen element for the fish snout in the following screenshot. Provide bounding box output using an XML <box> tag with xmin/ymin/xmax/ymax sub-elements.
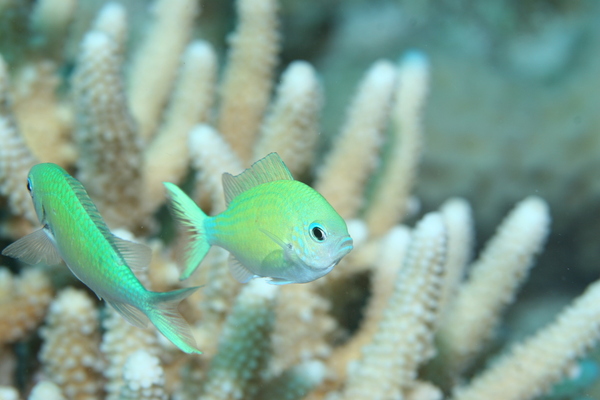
<box><xmin>336</xmin><ymin>236</ymin><xmax>354</xmax><ymax>257</ymax></box>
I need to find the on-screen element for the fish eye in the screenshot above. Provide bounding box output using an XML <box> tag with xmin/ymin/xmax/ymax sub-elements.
<box><xmin>309</xmin><ymin>223</ymin><xmax>327</xmax><ymax>242</ymax></box>
<box><xmin>26</xmin><ymin>178</ymin><xmax>32</xmax><ymax>193</ymax></box>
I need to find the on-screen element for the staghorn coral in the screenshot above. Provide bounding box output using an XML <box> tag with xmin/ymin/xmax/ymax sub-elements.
<box><xmin>337</xmin><ymin>212</ymin><xmax>447</xmax><ymax>400</ymax></box>
<box><xmin>127</xmin><ymin>0</ymin><xmax>198</xmax><ymax>141</ymax></box>
<box><xmin>72</xmin><ymin>29</ymin><xmax>143</xmax><ymax>229</ymax></box>
<box><xmin>28</xmin><ymin>380</ymin><xmax>66</xmax><ymax>400</ymax></box>
<box><xmin>0</xmin><ymin>1</ymin><xmax>598</xmax><ymax>400</ymax></box>
<box><xmin>143</xmin><ymin>40</ymin><xmax>217</xmax><ymax>214</ymax></box>
<box><xmin>0</xmin><ymin>386</ymin><xmax>19</xmax><ymax>400</ymax></box>
<box><xmin>100</xmin><ymin>307</ymin><xmax>161</xmax><ymax>400</ymax></box>
<box><xmin>436</xmin><ymin>196</ymin><xmax>551</xmax><ymax>376</ymax></box>
<box><xmin>39</xmin><ymin>288</ymin><xmax>103</xmax><ymax>400</ymax></box>
<box><xmin>119</xmin><ymin>349</ymin><xmax>167</xmax><ymax>400</ymax></box>
<box><xmin>0</xmin><ymin>54</ymin><xmax>38</xmax><ymax>225</ymax></box>
<box><xmin>253</xmin><ymin>60</ymin><xmax>322</xmax><ymax>178</ymax></box>
<box><xmin>217</xmin><ymin>0</ymin><xmax>280</xmax><ymax>164</ymax></box>
<box><xmin>0</xmin><ymin>267</ymin><xmax>52</xmax><ymax>345</ymax></box>
<box><xmin>314</xmin><ymin>59</ymin><xmax>396</xmax><ymax>220</ymax></box>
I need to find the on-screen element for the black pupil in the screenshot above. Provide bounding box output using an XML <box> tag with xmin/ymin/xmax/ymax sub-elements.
<box><xmin>312</xmin><ymin>227</ymin><xmax>325</xmax><ymax>241</ymax></box>
<box><xmin>26</xmin><ymin>180</ymin><xmax>31</xmax><ymax>192</ymax></box>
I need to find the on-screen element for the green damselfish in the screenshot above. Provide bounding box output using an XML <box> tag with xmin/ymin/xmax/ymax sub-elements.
<box><xmin>165</xmin><ymin>152</ymin><xmax>353</xmax><ymax>284</ymax></box>
<box><xmin>2</xmin><ymin>163</ymin><xmax>200</xmax><ymax>354</ymax></box>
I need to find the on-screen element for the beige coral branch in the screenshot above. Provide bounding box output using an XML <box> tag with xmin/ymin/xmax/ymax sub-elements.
<box><xmin>92</xmin><ymin>2</ymin><xmax>128</xmax><ymax>54</ymax></box>
<box><xmin>72</xmin><ymin>30</ymin><xmax>143</xmax><ymax>229</ymax></box>
<box><xmin>144</xmin><ymin>40</ymin><xmax>217</xmax><ymax>214</ymax></box>
<box><xmin>29</xmin><ymin>0</ymin><xmax>77</xmax><ymax>58</ymax></box>
<box><xmin>189</xmin><ymin>124</ymin><xmax>243</xmax><ymax>214</ymax></box>
<box><xmin>451</xmin><ymin>277</ymin><xmax>600</xmax><ymax>400</ymax></box>
<box><xmin>128</xmin><ymin>0</ymin><xmax>198</xmax><ymax>140</ymax></box>
<box><xmin>29</xmin><ymin>381</ymin><xmax>66</xmax><ymax>400</ymax></box>
<box><xmin>0</xmin><ymin>386</ymin><xmax>19</xmax><ymax>400</ymax></box>
<box><xmin>437</xmin><ymin>196</ymin><xmax>550</xmax><ymax>375</ymax></box>
<box><xmin>327</xmin><ymin>226</ymin><xmax>411</xmax><ymax>380</ymax></box>
<box><xmin>39</xmin><ymin>288</ymin><xmax>103</xmax><ymax>400</ymax></box>
<box><xmin>217</xmin><ymin>0</ymin><xmax>280</xmax><ymax>164</ymax></box>
<box><xmin>100</xmin><ymin>307</ymin><xmax>161</xmax><ymax>400</ymax></box>
<box><xmin>437</xmin><ymin>197</ymin><xmax>473</xmax><ymax>318</ymax></box>
<box><xmin>364</xmin><ymin>51</ymin><xmax>429</xmax><ymax>236</ymax></box>
<box><xmin>189</xmin><ymin>247</ymin><xmax>240</xmax><ymax>356</ymax></box>
<box><xmin>315</xmin><ymin>60</ymin><xmax>396</xmax><ymax>219</ymax></box>
<box><xmin>0</xmin><ymin>268</ymin><xmax>52</xmax><ymax>344</ymax></box>
<box><xmin>200</xmin><ymin>279</ymin><xmax>278</xmax><ymax>400</ymax></box>
<box><xmin>12</xmin><ymin>62</ymin><xmax>74</xmax><ymax>167</ymax></box>
<box><xmin>119</xmin><ymin>349</ymin><xmax>167</xmax><ymax>400</ymax></box>
<box><xmin>0</xmin><ymin>55</ymin><xmax>38</xmax><ymax>224</ymax></box>
<box><xmin>271</xmin><ymin>284</ymin><xmax>336</xmax><ymax>375</ymax></box>
<box><xmin>253</xmin><ymin>60</ymin><xmax>322</xmax><ymax>177</ymax></box>
<box><xmin>339</xmin><ymin>212</ymin><xmax>446</xmax><ymax>400</ymax></box>
<box><xmin>254</xmin><ymin>360</ymin><xmax>327</xmax><ymax>400</ymax></box>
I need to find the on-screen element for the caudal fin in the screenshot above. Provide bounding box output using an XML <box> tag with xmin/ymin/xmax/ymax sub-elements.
<box><xmin>164</xmin><ymin>182</ymin><xmax>211</xmax><ymax>280</ymax></box>
<box><xmin>147</xmin><ymin>286</ymin><xmax>201</xmax><ymax>354</ymax></box>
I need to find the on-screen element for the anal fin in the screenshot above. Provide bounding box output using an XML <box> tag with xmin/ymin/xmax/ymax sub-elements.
<box><xmin>228</xmin><ymin>254</ymin><xmax>258</xmax><ymax>283</ymax></box>
<box><xmin>106</xmin><ymin>300</ymin><xmax>149</xmax><ymax>328</ymax></box>
<box><xmin>266</xmin><ymin>277</ymin><xmax>295</xmax><ymax>285</ymax></box>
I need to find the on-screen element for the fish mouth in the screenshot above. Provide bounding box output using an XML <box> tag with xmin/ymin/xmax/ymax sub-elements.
<box><xmin>326</xmin><ymin>237</ymin><xmax>353</xmax><ymax>269</ymax></box>
<box><xmin>337</xmin><ymin>236</ymin><xmax>354</xmax><ymax>256</ymax></box>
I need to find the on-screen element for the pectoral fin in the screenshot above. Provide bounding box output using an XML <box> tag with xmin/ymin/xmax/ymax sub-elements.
<box><xmin>259</xmin><ymin>228</ymin><xmax>292</xmax><ymax>251</ymax></box>
<box><xmin>1</xmin><ymin>228</ymin><xmax>63</xmax><ymax>265</ymax></box>
<box><xmin>259</xmin><ymin>228</ymin><xmax>298</xmax><ymax>267</ymax></box>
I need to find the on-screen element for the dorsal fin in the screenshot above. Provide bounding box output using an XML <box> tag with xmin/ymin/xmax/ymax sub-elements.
<box><xmin>65</xmin><ymin>173</ymin><xmax>151</xmax><ymax>270</ymax></box>
<box><xmin>222</xmin><ymin>153</ymin><xmax>293</xmax><ymax>206</ymax></box>
<box><xmin>65</xmin><ymin>173</ymin><xmax>114</xmax><ymax>244</ymax></box>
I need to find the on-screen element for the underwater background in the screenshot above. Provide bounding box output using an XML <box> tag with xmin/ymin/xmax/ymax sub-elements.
<box><xmin>1</xmin><ymin>0</ymin><xmax>600</xmax><ymax>399</ymax></box>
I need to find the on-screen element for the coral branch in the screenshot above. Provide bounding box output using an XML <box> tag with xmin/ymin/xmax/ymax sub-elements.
<box><xmin>339</xmin><ymin>213</ymin><xmax>446</xmax><ymax>399</ymax></box>
<box><xmin>39</xmin><ymin>288</ymin><xmax>103</xmax><ymax>400</ymax></box>
<box><xmin>0</xmin><ymin>55</ymin><xmax>38</xmax><ymax>224</ymax></box>
<box><xmin>72</xmin><ymin>30</ymin><xmax>142</xmax><ymax>229</ymax></box>
<box><xmin>144</xmin><ymin>40</ymin><xmax>217</xmax><ymax>214</ymax></box>
<box><xmin>217</xmin><ymin>0</ymin><xmax>280</xmax><ymax>164</ymax></box>
<box><xmin>364</xmin><ymin>51</ymin><xmax>429</xmax><ymax>235</ymax></box>
<box><xmin>128</xmin><ymin>0</ymin><xmax>198</xmax><ymax>140</ymax></box>
<box><xmin>253</xmin><ymin>60</ymin><xmax>322</xmax><ymax>177</ymax></box>
<box><xmin>452</xmin><ymin>277</ymin><xmax>600</xmax><ymax>400</ymax></box>
<box><xmin>315</xmin><ymin>60</ymin><xmax>396</xmax><ymax>219</ymax></box>
<box><xmin>200</xmin><ymin>279</ymin><xmax>278</xmax><ymax>400</ymax></box>
<box><xmin>0</xmin><ymin>267</ymin><xmax>52</xmax><ymax>344</ymax></box>
<box><xmin>437</xmin><ymin>196</ymin><xmax>550</xmax><ymax>375</ymax></box>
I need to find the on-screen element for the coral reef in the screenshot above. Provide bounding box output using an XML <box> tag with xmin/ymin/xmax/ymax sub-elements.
<box><xmin>0</xmin><ymin>0</ymin><xmax>599</xmax><ymax>400</ymax></box>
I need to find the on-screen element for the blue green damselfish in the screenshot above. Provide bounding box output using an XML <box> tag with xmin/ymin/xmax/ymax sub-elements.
<box><xmin>2</xmin><ymin>163</ymin><xmax>201</xmax><ymax>354</ymax></box>
<box><xmin>165</xmin><ymin>152</ymin><xmax>353</xmax><ymax>284</ymax></box>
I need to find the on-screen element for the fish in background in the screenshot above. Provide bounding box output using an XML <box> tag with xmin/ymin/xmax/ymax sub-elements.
<box><xmin>2</xmin><ymin>163</ymin><xmax>201</xmax><ymax>354</ymax></box>
<box><xmin>165</xmin><ymin>152</ymin><xmax>353</xmax><ymax>285</ymax></box>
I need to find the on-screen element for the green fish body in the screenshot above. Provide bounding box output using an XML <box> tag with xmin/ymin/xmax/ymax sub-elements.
<box><xmin>165</xmin><ymin>153</ymin><xmax>353</xmax><ymax>284</ymax></box>
<box><xmin>2</xmin><ymin>163</ymin><xmax>200</xmax><ymax>354</ymax></box>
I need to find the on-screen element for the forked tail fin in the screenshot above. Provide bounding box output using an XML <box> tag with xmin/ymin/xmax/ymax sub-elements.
<box><xmin>164</xmin><ymin>182</ymin><xmax>211</xmax><ymax>280</ymax></box>
<box><xmin>147</xmin><ymin>286</ymin><xmax>201</xmax><ymax>354</ymax></box>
